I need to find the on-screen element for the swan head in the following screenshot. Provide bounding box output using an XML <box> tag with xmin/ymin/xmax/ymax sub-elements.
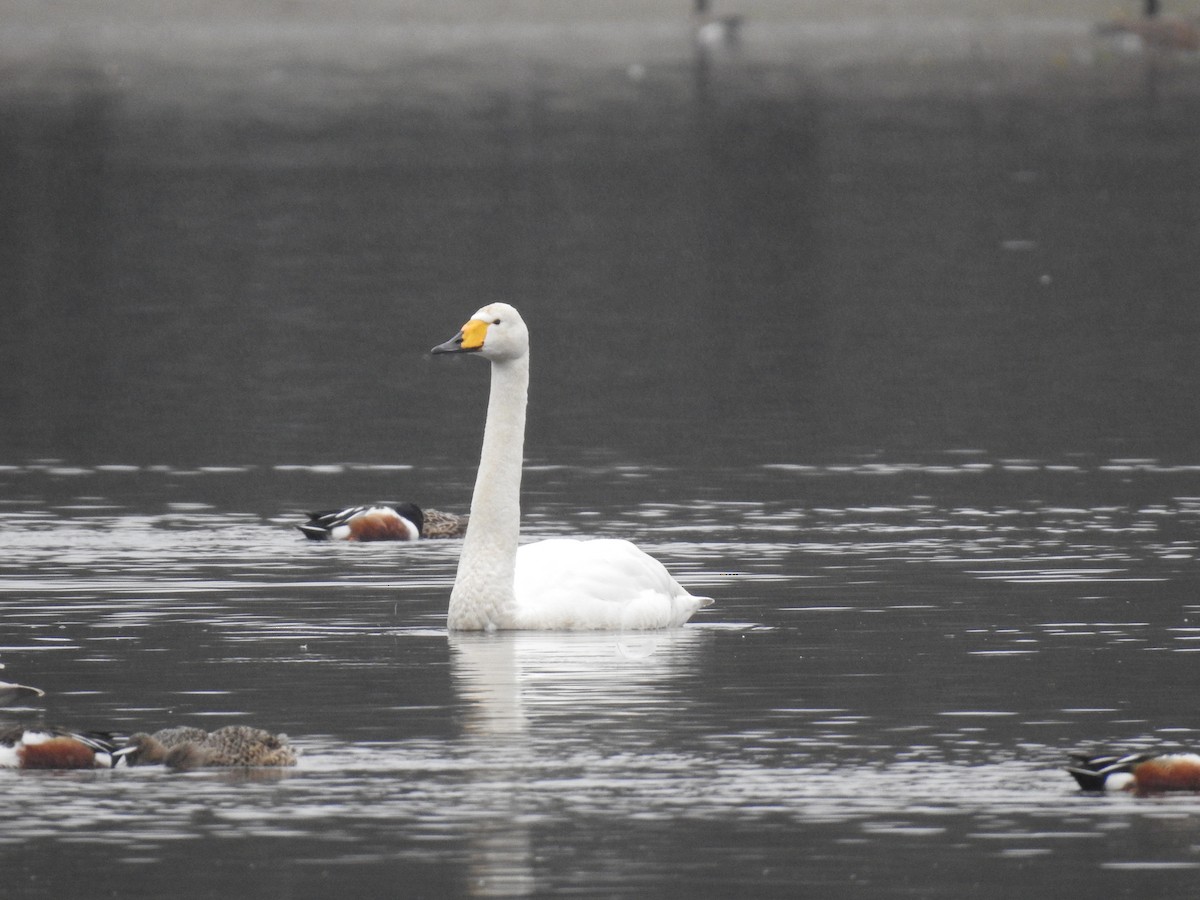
<box><xmin>431</xmin><ymin>303</ymin><xmax>529</xmax><ymax>363</ymax></box>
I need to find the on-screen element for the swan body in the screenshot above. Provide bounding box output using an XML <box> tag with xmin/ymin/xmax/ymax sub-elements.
<box><xmin>432</xmin><ymin>302</ymin><xmax>711</xmax><ymax>631</ymax></box>
<box><xmin>513</xmin><ymin>538</ymin><xmax>708</xmax><ymax>630</ymax></box>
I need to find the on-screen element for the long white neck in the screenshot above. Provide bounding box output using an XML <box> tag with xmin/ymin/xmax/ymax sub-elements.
<box><xmin>447</xmin><ymin>352</ymin><xmax>529</xmax><ymax>630</ymax></box>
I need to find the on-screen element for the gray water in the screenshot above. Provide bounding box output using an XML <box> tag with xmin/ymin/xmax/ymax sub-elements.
<box><xmin>4</xmin><ymin>4</ymin><xmax>1200</xmax><ymax>898</ymax></box>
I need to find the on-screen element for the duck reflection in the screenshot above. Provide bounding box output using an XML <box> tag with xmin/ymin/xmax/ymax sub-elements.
<box><xmin>449</xmin><ymin>629</ymin><xmax>711</xmax><ymax>897</ymax></box>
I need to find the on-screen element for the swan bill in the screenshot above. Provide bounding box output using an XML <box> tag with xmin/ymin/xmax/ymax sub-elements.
<box><xmin>431</xmin><ymin>318</ymin><xmax>489</xmax><ymax>355</ymax></box>
<box><xmin>431</xmin><ymin>331</ymin><xmax>469</xmax><ymax>354</ymax></box>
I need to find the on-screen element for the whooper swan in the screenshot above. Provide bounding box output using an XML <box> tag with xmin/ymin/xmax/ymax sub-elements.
<box><xmin>431</xmin><ymin>303</ymin><xmax>712</xmax><ymax>631</ymax></box>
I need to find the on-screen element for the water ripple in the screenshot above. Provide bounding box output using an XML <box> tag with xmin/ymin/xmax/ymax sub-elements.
<box><xmin>2</xmin><ymin>461</ymin><xmax>1200</xmax><ymax>890</ymax></box>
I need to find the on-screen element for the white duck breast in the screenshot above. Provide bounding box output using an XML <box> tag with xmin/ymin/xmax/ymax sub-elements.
<box><xmin>432</xmin><ymin>302</ymin><xmax>712</xmax><ymax>631</ymax></box>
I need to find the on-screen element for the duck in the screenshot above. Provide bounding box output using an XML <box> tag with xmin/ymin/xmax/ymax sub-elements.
<box><xmin>298</xmin><ymin>503</ymin><xmax>423</xmax><ymax>541</ymax></box>
<box><xmin>117</xmin><ymin>725</ymin><xmax>297</xmax><ymax>769</ymax></box>
<box><xmin>0</xmin><ymin>726</ymin><xmax>119</xmax><ymax>769</ymax></box>
<box><xmin>1096</xmin><ymin>14</ymin><xmax>1200</xmax><ymax>52</ymax></box>
<box><xmin>0</xmin><ymin>664</ymin><xmax>44</xmax><ymax>707</ymax></box>
<box><xmin>421</xmin><ymin>507</ymin><xmax>471</xmax><ymax>538</ymax></box>
<box><xmin>430</xmin><ymin>302</ymin><xmax>712</xmax><ymax>631</ymax></box>
<box><xmin>297</xmin><ymin>503</ymin><xmax>468</xmax><ymax>541</ymax></box>
<box><xmin>693</xmin><ymin>0</ymin><xmax>743</xmax><ymax>46</ymax></box>
<box><xmin>1067</xmin><ymin>751</ymin><xmax>1200</xmax><ymax>792</ymax></box>
<box><xmin>0</xmin><ymin>680</ymin><xmax>44</xmax><ymax>707</ymax></box>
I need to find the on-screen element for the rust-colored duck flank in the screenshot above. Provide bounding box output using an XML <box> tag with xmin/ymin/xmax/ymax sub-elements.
<box><xmin>1067</xmin><ymin>751</ymin><xmax>1200</xmax><ymax>793</ymax></box>
<box><xmin>0</xmin><ymin>726</ymin><xmax>119</xmax><ymax>769</ymax></box>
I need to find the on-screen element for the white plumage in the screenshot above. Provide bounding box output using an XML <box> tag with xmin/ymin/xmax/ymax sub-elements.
<box><xmin>432</xmin><ymin>303</ymin><xmax>712</xmax><ymax>631</ymax></box>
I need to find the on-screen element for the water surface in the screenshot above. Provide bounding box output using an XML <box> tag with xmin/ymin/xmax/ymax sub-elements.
<box><xmin>4</xmin><ymin>4</ymin><xmax>1200</xmax><ymax>898</ymax></box>
<box><xmin>3</xmin><ymin>459</ymin><xmax>1200</xmax><ymax>896</ymax></box>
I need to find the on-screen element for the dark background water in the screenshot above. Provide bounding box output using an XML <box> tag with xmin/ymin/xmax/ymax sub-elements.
<box><xmin>4</xmin><ymin>2</ymin><xmax>1200</xmax><ymax>898</ymax></box>
<box><xmin>4</xmin><ymin>2</ymin><xmax>1199</xmax><ymax>469</ymax></box>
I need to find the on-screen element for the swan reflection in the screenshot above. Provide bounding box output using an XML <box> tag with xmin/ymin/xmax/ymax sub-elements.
<box><xmin>449</xmin><ymin>629</ymin><xmax>711</xmax><ymax>896</ymax></box>
<box><xmin>452</xmin><ymin>629</ymin><xmax>711</xmax><ymax>738</ymax></box>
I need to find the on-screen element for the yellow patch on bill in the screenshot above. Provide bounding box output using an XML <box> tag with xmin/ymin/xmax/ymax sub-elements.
<box><xmin>460</xmin><ymin>318</ymin><xmax>490</xmax><ymax>350</ymax></box>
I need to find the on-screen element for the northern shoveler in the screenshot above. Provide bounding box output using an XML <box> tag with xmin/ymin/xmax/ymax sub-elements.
<box><xmin>420</xmin><ymin>508</ymin><xmax>469</xmax><ymax>539</ymax></box>
<box><xmin>297</xmin><ymin>503</ymin><xmax>466</xmax><ymax>541</ymax></box>
<box><xmin>298</xmin><ymin>503</ymin><xmax>422</xmax><ymax>541</ymax></box>
<box><xmin>118</xmin><ymin>725</ymin><xmax>297</xmax><ymax>769</ymax></box>
<box><xmin>1067</xmin><ymin>751</ymin><xmax>1200</xmax><ymax>793</ymax></box>
<box><xmin>0</xmin><ymin>726</ymin><xmax>119</xmax><ymax>769</ymax></box>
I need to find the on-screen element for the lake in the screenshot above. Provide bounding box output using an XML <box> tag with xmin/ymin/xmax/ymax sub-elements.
<box><xmin>3</xmin><ymin>3</ymin><xmax>1200</xmax><ymax>898</ymax></box>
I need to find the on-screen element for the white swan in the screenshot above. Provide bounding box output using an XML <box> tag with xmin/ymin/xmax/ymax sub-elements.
<box><xmin>432</xmin><ymin>303</ymin><xmax>712</xmax><ymax>631</ymax></box>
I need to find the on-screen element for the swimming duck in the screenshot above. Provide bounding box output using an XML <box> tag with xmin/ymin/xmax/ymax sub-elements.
<box><xmin>0</xmin><ymin>664</ymin><xmax>44</xmax><ymax>707</ymax></box>
<box><xmin>298</xmin><ymin>503</ymin><xmax>423</xmax><ymax>541</ymax></box>
<box><xmin>118</xmin><ymin>725</ymin><xmax>297</xmax><ymax>769</ymax></box>
<box><xmin>0</xmin><ymin>681</ymin><xmax>44</xmax><ymax>707</ymax></box>
<box><xmin>421</xmin><ymin>508</ymin><xmax>470</xmax><ymax>538</ymax></box>
<box><xmin>297</xmin><ymin>504</ymin><xmax>467</xmax><ymax>541</ymax></box>
<box><xmin>1067</xmin><ymin>751</ymin><xmax>1200</xmax><ymax>792</ymax></box>
<box><xmin>1096</xmin><ymin>14</ymin><xmax>1200</xmax><ymax>52</ymax></box>
<box><xmin>693</xmin><ymin>0</ymin><xmax>743</xmax><ymax>46</ymax></box>
<box><xmin>431</xmin><ymin>303</ymin><xmax>712</xmax><ymax>631</ymax></box>
<box><xmin>0</xmin><ymin>726</ymin><xmax>119</xmax><ymax>769</ymax></box>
